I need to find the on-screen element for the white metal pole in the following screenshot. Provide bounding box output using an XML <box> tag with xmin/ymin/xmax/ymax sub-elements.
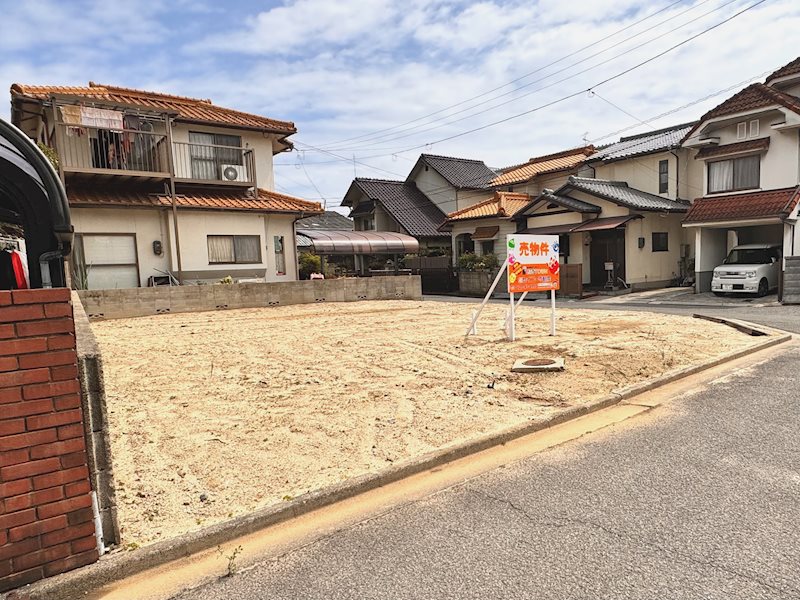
<box><xmin>550</xmin><ymin>289</ymin><xmax>556</xmax><ymax>336</ymax></box>
<box><xmin>515</xmin><ymin>291</ymin><xmax>528</xmax><ymax>309</ymax></box>
<box><xmin>464</xmin><ymin>256</ymin><xmax>510</xmax><ymax>337</ymax></box>
<box><xmin>509</xmin><ymin>291</ymin><xmax>516</xmax><ymax>341</ymax></box>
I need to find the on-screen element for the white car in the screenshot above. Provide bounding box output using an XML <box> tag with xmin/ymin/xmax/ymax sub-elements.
<box><xmin>711</xmin><ymin>243</ymin><xmax>782</xmax><ymax>297</ymax></box>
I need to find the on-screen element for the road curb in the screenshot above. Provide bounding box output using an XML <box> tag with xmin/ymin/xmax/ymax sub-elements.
<box><xmin>10</xmin><ymin>319</ymin><xmax>792</xmax><ymax>600</ymax></box>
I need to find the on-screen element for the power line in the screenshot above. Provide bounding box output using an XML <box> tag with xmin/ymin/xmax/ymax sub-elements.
<box><xmin>280</xmin><ymin>63</ymin><xmax>774</xmax><ymax>210</ymax></box>
<box><xmin>316</xmin><ymin>0</ymin><xmax>743</xmax><ymax>153</ymax></box>
<box><xmin>316</xmin><ymin>0</ymin><xmax>690</xmax><ymax>149</ymax></box>
<box><xmin>367</xmin><ymin>0</ymin><xmax>768</xmax><ymax>158</ymax></box>
<box><xmin>297</xmin><ymin>152</ymin><xmax>330</xmax><ymax>209</ymax></box>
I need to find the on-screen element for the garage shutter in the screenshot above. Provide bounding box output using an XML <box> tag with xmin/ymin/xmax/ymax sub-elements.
<box><xmin>81</xmin><ymin>234</ymin><xmax>139</xmax><ymax>290</ymax></box>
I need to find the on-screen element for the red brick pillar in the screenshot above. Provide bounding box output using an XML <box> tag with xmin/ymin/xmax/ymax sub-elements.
<box><xmin>0</xmin><ymin>288</ymin><xmax>98</xmax><ymax>593</ymax></box>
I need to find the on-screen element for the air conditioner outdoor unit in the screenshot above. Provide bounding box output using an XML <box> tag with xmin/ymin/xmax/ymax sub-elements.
<box><xmin>220</xmin><ymin>164</ymin><xmax>247</xmax><ymax>181</ymax></box>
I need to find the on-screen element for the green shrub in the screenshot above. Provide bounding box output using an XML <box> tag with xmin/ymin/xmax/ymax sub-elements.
<box><xmin>299</xmin><ymin>252</ymin><xmax>322</xmax><ymax>279</ymax></box>
<box><xmin>459</xmin><ymin>252</ymin><xmax>499</xmax><ymax>272</ymax></box>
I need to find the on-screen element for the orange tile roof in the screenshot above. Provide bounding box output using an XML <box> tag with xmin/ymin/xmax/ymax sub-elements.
<box><xmin>11</xmin><ymin>82</ymin><xmax>296</xmax><ymax>134</ymax></box>
<box><xmin>491</xmin><ymin>146</ymin><xmax>594</xmax><ymax>186</ymax></box>
<box><xmin>67</xmin><ymin>187</ymin><xmax>322</xmax><ymax>214</ymax></box>
<box><xmin>446</xmin><ymin>191</ymin><xmax>530</xmax><ymax>222</ymax></box>
<box><xmin>684</xmin><ymin>187</ymin><xmax>800</xmax><ymax>224</ymax></box>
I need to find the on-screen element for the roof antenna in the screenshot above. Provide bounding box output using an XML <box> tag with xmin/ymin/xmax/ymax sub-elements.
<box><xmin>581</xmin><ymin>131</ymin><xmax>590</xmax><ymax>145</ymax></box>
<box><xmin>352</xmin><ymin>153</ymin><xmax>357</xmax><ymax>178</ymax></box>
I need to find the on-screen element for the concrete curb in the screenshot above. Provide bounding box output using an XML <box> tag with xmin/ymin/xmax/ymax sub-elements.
<box><xmin>11</xmin><ymin>318</ymin><xmax>792</xmax><ymax>600</ymax></box>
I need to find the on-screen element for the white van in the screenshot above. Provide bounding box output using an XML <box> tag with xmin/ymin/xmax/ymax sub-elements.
<box><xmin>711</xmin><ymin>244</ymin><xmax>782</xmax><ymax>297</ymax></box>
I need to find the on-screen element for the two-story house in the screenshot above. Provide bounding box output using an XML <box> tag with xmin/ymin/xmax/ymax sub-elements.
<box><xmin>405</xmin><ymin>154</ymin><xmax>499</xmax><ymax>214</ymax></box>
<box><xmin>339</xmin><ymin>154</ymin><xmax>499</xmax><ymax>271</ymax></box>
<box><xmin>441</xmin><ymin>146</ymin><xmax>595</xmax><ymax>268</ymax></box>
<box><xmin>10</xmin><ymin>82</ymin><xmax>322</xmax><ymax>289</ymax></box>
<box><xmin>512</xmin><ymin>123</ymin><xmax>696</xmax><ymax>290</ymax></box>
<box><xmin>681</xmin><ymin>58</ymin><xmax>800</xmax><ymax>297</ymax></box>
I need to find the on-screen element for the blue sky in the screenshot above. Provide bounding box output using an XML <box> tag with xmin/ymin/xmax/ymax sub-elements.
<box><xmin>1</xmin><ymin>0</ymin><xmax>799</xmax><ymax>210</ymax></box>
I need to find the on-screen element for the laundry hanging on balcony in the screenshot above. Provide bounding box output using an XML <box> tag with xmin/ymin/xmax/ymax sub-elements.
<box><xmin>59</xmin><ymin>105</ymin><xmax>82</xmax><ymax>126</ymax></box>
<box><xmin>79</xmin><ymin>106</ymin><xmax>124</xmax><ymax>130</ymax></box>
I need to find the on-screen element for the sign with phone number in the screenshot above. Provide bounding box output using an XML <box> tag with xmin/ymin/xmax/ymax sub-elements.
<box><xmin>506</xmin><ymin>234</ymin><xmax>560</xmax><ymax>293</ymax></box>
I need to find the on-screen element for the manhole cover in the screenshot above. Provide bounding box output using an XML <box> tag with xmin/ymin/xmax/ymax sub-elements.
<box><xmin>523</xmin><ymin>359</ymin><xmax>558</xmax><ymax>367</ymax></box>
<box><xmin>512</xmin><ymin>357</ymin><xmax>565</xmax><ymax>373</ymax></box>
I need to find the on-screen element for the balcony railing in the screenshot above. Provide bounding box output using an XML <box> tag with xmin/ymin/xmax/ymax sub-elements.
<box><xmin>172</xmin><ymin>142</ymin><xmax>255</xmax><ymax>186</ymax></box>
<box><xmin>56</xmin><ymin>124</ymin><xmax>169</xmax><ymax>176</ymax></box>
<box><xmin>54</xmin><ymin>125</ymin><xmax>256</xmax><ymax>186</ymax></box>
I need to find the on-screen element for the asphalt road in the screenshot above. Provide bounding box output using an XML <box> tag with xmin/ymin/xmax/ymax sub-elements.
<box><xmin>424</xmin><ymin>293</ymin><xmax>800</xmax><ymax>334</ymax></box>
<box><xmin>176</xmin><ymin>305</ymin><xmax>800</xmax><ymax>600</ymax></box>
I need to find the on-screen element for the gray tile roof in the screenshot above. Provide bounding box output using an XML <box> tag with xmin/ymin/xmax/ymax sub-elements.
<box><xmin>564</xmin><ymin>177</ymin><xmax>689</xmax><ymax>213</ymax></box>
<box><xmin>539</xmin><ymin>190</ymin><xmax>601</xmax><ymax>213</ymax></box>
<box><xmin>353</xmin><ymin>178</ymin><xmax>448</xmax><ymax>238</ymax></box>
<box><xmin>419</xmin><ymin>154</ymin><xmax>498</xmax><ymax>189</ymax></box>
<box><xmin>589</xmin><ymin>122</ymin><xmax>696</xmax><ymax>162</ymax></box>
<box><xmin>296</xmin><ymin>210</ymin><xmax>353</xmax><ymax>230</ymax></box>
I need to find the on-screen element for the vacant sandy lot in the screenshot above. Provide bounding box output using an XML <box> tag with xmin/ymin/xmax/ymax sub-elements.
<box><xmin>92</xmin><ymin>300</ymin><xmax>757</xmax><ymax>546</ymax></box>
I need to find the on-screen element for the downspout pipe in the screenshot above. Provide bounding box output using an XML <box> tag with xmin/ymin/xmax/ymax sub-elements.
<box><xmin>669</xmin><ymin>149</ymin><xmax>680</xmax><ymax>201</ymax></box>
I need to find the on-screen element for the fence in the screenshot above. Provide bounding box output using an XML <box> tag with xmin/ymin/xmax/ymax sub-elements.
<box><xmin>0</xmin><ymin>288</ymin><xmax>98</xmax><ymax>593</ymax></box>
<box><xmin>77</xmin><ymin>276</ymin><xmax>423</xmax><ymax>320</ymax></box>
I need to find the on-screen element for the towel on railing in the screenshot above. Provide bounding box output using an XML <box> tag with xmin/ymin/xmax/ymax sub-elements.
<box><xmin>80</xmin><ymin>106</ymin><xmax>124</xmax><ymax>130</ymax></box>
<box><xmin>59</xmin><ymin>105</ymin><xmax>82</xmax><ymax>126</ymax></box>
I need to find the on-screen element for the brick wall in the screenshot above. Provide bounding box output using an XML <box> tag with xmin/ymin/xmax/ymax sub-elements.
<box><xmin>0</xmin><ymin>288</ymin><xmax>98</xmax><ymax>593</ymax></box>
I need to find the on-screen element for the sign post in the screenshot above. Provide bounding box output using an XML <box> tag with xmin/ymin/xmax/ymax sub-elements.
<box><xmin>506</xmin><ymin>234</ymin><xmax>560</xmax><ymax>338</ymax></box>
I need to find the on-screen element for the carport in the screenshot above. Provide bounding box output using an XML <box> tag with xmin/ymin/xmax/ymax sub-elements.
<box><xmin>295</xmin><ymin>229</ymin><xmax>419</xmax><ymax>276</ymax></box>
<box><xmin>683</xmin><ymin>187</ymin><xmax>799</xmax><ymax>296</ymax></box>
<box><xmin>0</xmin><ymin>118</ymin><xmax>72</xmax><ymax>288</ymax></box>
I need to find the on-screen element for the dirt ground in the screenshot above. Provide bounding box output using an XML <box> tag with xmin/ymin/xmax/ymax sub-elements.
<box><xmin>91</xmin><ymin>300</ymin><xmax>759</xmax><ymax>546</ymax></box>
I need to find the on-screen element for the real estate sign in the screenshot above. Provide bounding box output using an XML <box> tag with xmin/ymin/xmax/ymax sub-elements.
<box><xmin>506</xmin><ymin>234</ymin><xmax>560</xmax><ymax>293</ymax></box>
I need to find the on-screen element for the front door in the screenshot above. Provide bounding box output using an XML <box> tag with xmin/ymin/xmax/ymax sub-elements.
<box><xmin>589</xmin><ymin>229</ymin><xmax>626</xmax><ymax>287</ymax></box>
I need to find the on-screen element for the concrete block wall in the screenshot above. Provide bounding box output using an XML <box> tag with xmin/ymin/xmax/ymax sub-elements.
<box><xmin>72</xmin><ymin>294</ymin><xmax>119</xmax><ymax>547</ymax></box>
<box><xmin>0</xmin><ymin>288</ymin><xmax>98</xmax><ymax>593</ymax></box>
<box><xmin>77</xmin><ymin>276</ymin><xmax>423</xmax><ymax>320</ymax></box>
<box><xmin>784</xmin><ymin>257</ymin><xmax>800</xmax><ymax>304</ymax></box>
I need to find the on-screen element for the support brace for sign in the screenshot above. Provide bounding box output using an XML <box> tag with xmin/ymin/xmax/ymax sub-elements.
<box><xmin>464</xmin><ymin>256</ymin><xmax>510</xmax><ymax>338</ymax></box>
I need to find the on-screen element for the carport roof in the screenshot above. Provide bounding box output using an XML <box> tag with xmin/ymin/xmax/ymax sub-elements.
<box><xmin>296</xmin><ymin>229</ymin><xmax>419</xmax><ymax>255</ymax></box>
<box><xmin>684</xmin><ymin>187</ymin><xmax>800</xmax><ymax>224</ymax></box>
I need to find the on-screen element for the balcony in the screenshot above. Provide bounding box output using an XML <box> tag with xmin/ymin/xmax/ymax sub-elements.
<box><xmin>56</xmin><ymin>124</ymin><xmax>171</xmax><ymax>181</ymax></box>
<box><xmin>172</xmin><ymin>141</ymin><xmax>255</xmax><ymax>187</ymax></box>
<box><xmin>55</xmin><ymin>125</ymin><xmax>256</xmax><ymax>187</ymax></box>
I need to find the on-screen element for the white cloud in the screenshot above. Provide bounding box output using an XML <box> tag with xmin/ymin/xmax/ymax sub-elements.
<box><xmin>1</xmin><ymin>0</ymin><xmax>799</xmax><ymax>211</ymax></box>
<box><xmin>196</xmin><ymin>0</ymin><xmax>400</xmax><ymax>55</ymax></box>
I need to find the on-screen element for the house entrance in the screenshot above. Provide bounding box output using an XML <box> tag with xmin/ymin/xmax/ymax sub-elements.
<box><xmin>589</xmin><ymin>229</ymin><xmax>626</xmax><ymax>287</ymax></box>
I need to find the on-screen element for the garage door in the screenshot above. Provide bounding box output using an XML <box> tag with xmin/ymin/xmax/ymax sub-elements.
<box><xmin>81</xmin><ymin>234</ymin><xmax>140</xmax><ymax>290</ymax></box>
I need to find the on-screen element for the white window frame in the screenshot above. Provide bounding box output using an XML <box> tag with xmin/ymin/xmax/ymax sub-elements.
<box><xmin>736</xmin><ymin>122</ymin><xmax>747</xmax><ymax>140</ymax></box>
<box><xmin>749</xmin><ymin>119</ymin><xmax>759</xmax><ymax>137</ymax></box>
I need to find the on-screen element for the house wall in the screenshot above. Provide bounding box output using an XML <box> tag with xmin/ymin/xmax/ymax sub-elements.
<box><xmin>449</xmin><ymin>219</ymin><xmax>516</xmax><ymax>267</ymax></box>
<box><xmin>171</xmin><ymin>124</ymin><xmax>277</xmax><ymax>190</ymax></box>
<box><xmin>524</xmin><ymin>210</ymin><xmax>583</xmax><ymax>230</ymax></box>
<box><xmin>70</xmin><ymin>208</ymin><xmax>171</xmax><ymax>288</ymax></box>
<box><xmin>623</xmin><ymin>213</ymin><xmax>685</xmax><ymax>287</ymax></box>
<box><xmin>168</xmin><ymin>211</ymin><xmax>298</xmax><ymax>283</ymax></box>
<box><xmin>374</xmin><ymin>205</ymin><xmax>402</xmax><ymax>233</ymax></box>
<box><xmin>412</xmin><ymin>167</ymin><xmax>458</xmax><ymax>214</ymax></box>
<box><xmin>505</xmin><ymin>170</ymin><xmax>578</xmax><ymax>197</ymax></box>
<box><xmin>698</xmin><ymin>117</ymin><xmax>800</xmax><ymax>194</ymax></box>
<box><xmin>71</xmin><ymin>207</ymin><xmax>299</xmax><ymax>288</ymax></box>
<box><xmin>592</xmin><ymin>150</ymin><xmax>698</xmax><ymax>200</ymax></box>
<box><xmin>0</xmin><ymin>288</ymin><xmax>99</xmax><ymax>593</ymax></box>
